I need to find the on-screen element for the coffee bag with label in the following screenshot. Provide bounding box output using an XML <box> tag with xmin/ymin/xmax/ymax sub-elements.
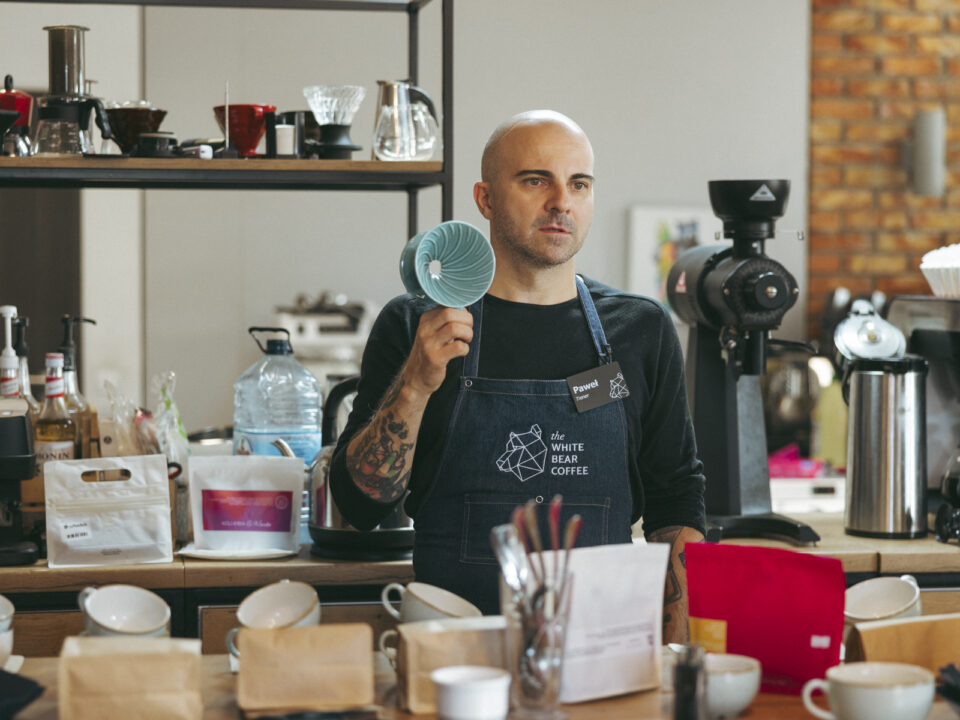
<box><xmin>189</xmin><ymin>455</ymin><xmax>304</xmax><ymax>553</ymax></box>
<box><xmin>45</xmin><ymin>454</ymin><xmax>173</xmax><ymax>568</ymax></box>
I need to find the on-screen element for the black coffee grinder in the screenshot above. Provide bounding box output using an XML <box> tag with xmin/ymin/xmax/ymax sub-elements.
<box><xmin>0</xmin><ymin>397</ymin><xmax>38</xmax><ymax>565</ymax></box>
<box><xmin>667</xmin><ymin>179</ymin><xmax>819</xmax><ymax>545</ymax></box>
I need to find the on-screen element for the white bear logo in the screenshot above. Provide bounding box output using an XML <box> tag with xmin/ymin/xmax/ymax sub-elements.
<box><xmin>496</xmin><ymin>424</ymin><xmax>547</xmax><ymax>482</ymax></box>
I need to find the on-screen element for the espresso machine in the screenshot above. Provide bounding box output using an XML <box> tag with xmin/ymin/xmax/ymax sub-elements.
<box><xmin>33</xmin><ymin>25</ymin><xmax>113</xmax><ymax>156</ymax></box>
<box><xmin>0</xmin><ymin>397</ymin><xmax>37</xmax><ymax>565</ymax></box>
<box><xmin>666</xmin><ymin>179</ymin><xmax>819</xmax><ymax>544</ymax></box>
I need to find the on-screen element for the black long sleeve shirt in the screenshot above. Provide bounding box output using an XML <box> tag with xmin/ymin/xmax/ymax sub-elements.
<box><xmin>330</xmin><ymin>275</ymin><xmax>706</xmax><ymax>538</ymax></box>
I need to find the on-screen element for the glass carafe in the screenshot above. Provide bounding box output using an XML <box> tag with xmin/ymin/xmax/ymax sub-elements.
<box><xmin>411</xmin><ymin>101</ymin><xmax>440</xmax><ymax>161</ymax></box>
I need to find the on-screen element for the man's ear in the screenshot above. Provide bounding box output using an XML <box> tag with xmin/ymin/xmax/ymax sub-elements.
<box><xmin>474</xmin><ymin>181</ymin><xmax>493</xmax><ymax>220</ymax></box>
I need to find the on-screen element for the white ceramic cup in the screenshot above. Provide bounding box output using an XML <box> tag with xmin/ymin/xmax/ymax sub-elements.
<box><xmin>802</xmin><ymin>662</ymin><xmax>934</xmax><ymax>720</ymax></box>
<box><xmin>705</xmin><ymin>653</ymin><xmax>761</xmax><ymax>719</ymax></box>
<box><xmin>0</xmin><ymin>628</ymin><xmax>12</xmax><ymax>670</ymax></box>
<box><xmin>0</xmin><ymin>594</ymin><xmax>13</xmax><ymax>633</ymax></box>
<box><xmin>225</xmin><ymin>579</ymin><xmax>321</xmax><ymax>657</ymax></box>
<box><xmin>431</xmin><ymin>665</ymin><xmax>511</xmax><ymax>720</ymax></box>
<box><xmin>381</xmin><ymin>582</ymin><xmax>482</xmax><ymax>623</ymax></box>
<box><xmin>78</xmin><ymin>585</ymin><xmax>171</xmax><ymax>638</ymax></box>
<box><xmin>844</xmin><ymin>575</ymin><xmax>921</xmax><ymax>626</ymax></box>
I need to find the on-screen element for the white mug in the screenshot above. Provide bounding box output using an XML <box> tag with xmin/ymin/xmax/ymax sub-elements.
<box><xmin>704</xmin><ymin>653</ymin><xmax>761</xmax><ymax>719</ymax></box>
<box><xmin>78</xmin><ymin>585</ymin><xmax>170</xmax><ymax>638</ymax></box>
<box><xmin>381</xmin><ymin>582</ymin><xmax>482</xmax><ymax>623</ymax></box>
<box><xmin>0</xmin><ymin>594</ymin><xmax>13</xmax><ymax>633</ymax></box>
<box><xmin>844</xmin><ymin>575</ymin><xmax>921</xmax><ymax>626</ymax></box>
<box><xmin>0</xmin><ymin>627</ymin><xmax>11</xmax><ymax>670</ymax></box>
<box><xmin>802</xmin><ymin>662</ymin><xmax>934</xmax><ymax>720</ymax></box>
<box><xmin>225</xmin><ymin>579</ymin><xmax>321</xmax><ymax>657</ymax></box>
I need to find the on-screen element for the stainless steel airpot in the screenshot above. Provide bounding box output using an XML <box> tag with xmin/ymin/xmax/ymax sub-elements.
<box><xmin>835</xmin><ymin>300</ymin><xmax>928</xmax><ymax>538</ymax></box>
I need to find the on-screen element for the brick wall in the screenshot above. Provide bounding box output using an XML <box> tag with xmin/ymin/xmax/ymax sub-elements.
<box><xmin>808</xmin><ymin>0</ymin><xmax>960</xmax><ymax>339</ymax></box>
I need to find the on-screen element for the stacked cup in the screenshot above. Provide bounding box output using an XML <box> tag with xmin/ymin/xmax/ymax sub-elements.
<box><xmin>0</xmin><ymin>594</ymin><xmax>13</xmax><ymax>669</ymax></box>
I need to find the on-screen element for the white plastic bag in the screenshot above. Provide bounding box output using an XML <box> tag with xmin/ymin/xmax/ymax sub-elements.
<box><xmin>45</xmin><ymin>454</ymin><xmax>173</xmax><ymax>568</ymax></box>
<box><xmin>189</xmin><ymin>455</ymin><xmax>303</xmax><ymax>553</ymax></box>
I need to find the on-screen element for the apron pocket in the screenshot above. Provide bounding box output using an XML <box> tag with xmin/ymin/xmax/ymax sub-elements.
<box><xmin>460</xmin><ymin>493</ymin><xmax>612</xmax><ymax>565</ymax></box>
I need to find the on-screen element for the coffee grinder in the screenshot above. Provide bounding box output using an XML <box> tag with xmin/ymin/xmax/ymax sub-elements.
<box><xmin>33</xmin><ymin>25</ymin><xmax>114</xmax><ymax>156</ymax></box>
<box><xmin>667</xmin><ymin>179</ymin><xmax>819</xmax><ymax>544</ymax></box>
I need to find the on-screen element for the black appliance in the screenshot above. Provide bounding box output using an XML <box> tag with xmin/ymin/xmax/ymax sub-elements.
<box><xmin>666</xmin><ymin>179</ymin><xmax>819</xmax><ymax>544</ymax></box>
<box><xmin>0</xmin><ymin>398</ymin><xmax>38</xmax><ymax>565</ymax></box>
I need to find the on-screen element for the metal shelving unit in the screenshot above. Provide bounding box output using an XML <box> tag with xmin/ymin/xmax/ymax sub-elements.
<box><xmin>0</xmin><ymin>0</ymin><xmax>454</xmax><ymax>237</ymax></box>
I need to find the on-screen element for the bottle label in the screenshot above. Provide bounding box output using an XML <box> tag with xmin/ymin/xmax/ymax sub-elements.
<box><xmin>45</xmin><ymin>377</ymin><xmax>65</xmax><ymax>398</ymax></box>
<box><xmin>233</xmin><ymin>429</ymin><xmax>323</xmax><ymax>460</ymax></box>
<box><xmin>0</xmin><ymin>377</ymin><xmax>19</xmax><ymax>398</ymax></box>
<box><xmin>201</xmin><ymin>489</ymin><xmax>293</xmax><ymax>532</ymax></box>
<box><xmin>36</xmin><ymin>440</ymin><xmax>76</xmax><ymax>470</ymax></box>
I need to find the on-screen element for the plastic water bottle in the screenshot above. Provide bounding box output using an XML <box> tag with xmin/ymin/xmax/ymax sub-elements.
<box><xmin>233</xmin><ymin>327</ymin><xmax>323</xmax><ymax>461</ymax></box>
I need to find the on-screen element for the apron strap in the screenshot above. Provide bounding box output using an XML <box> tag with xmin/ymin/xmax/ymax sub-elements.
<box><xmin>464</xmin><ymin>299</ymin><xmax>483</xmax><ymax>377</ymax></box>
<box><xmin>576</xmin><ymin>275</ymin><xmax>613</xmax><ymax>364</ymax></box>
<box><xmin>462</xmin><ymin>276</ymin><xmax>613</xmax><ymax>378</ymax></box>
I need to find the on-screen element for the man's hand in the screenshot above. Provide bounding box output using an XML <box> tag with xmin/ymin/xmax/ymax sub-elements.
<box><xmin>648</xmin><ymin>525</ymin><xmax>704</xmax><ymax>644</ymax></box>
<box><xmin>401</xmin><ymin>307</ymin><xmax>474</xmax><ymax>397</ymax></box>
<box><xmin>344</xmin><ymin>307</ymin><xmax>473</xmax><ymax>504</ymax></box>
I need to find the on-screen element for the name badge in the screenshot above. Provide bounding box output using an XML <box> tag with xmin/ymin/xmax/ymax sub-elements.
<box><xmin>566</xmin><ymin>361</ymin><xmax>630</xmax><ymax>413</ymax></box>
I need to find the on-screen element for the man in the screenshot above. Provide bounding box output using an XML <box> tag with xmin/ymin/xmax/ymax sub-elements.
<box><xmin>330</xmin><ymin>110</ymin><xmax>705</xmax><ymax>643</ymax></box>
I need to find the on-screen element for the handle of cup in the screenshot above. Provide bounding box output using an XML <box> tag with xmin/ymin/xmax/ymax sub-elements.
<box><xmin>379</xmin><ymin>629</ymin><xmax>398</xmax><ymax>669</ymax></box>
<box><xmin>901</xmin><ymin>574</ymin><xmax>919</xmax><ymax>589</ymax></box>
<box><xmin>802</xmin><ymin>679</ymin><xmax>834</xmax><ymax>720</ymax></box>
<box><xmin>226</xmin><ymin>627</ymin><xmax>241</xmax><ymax>658</ymax></box>
<box><xmin>77</xmin><ymin>586</ymin><xmax>96</xmax><ymax>613</ymax></box>
<box><xmin>381</xmin><ymin>583</ymin><xmax>405</xmax><ymax>620</ymax></box>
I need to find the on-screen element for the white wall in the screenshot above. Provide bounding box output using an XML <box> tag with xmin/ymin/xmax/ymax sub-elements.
<box><xmin>6</xmin><ymin>1</ymin><xmax>811</xmax><ymax>432</ymax></box>
<box><xmin>0</xmin><ymin>3</ymin><xmax>143</xmax><ymax>416</ymax></box>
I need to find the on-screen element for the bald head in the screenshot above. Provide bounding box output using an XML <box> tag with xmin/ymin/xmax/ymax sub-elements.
<box><xmin>480</xmin><ymin>110</ymin><xmax>591</xmax><ymax>183</ymax></box>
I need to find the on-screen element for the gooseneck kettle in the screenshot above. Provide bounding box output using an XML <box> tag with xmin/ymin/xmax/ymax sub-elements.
<box><xmin>274</xmin><ymin>376</ymin><xmax>415</xmax><ymax>560</ymax></box>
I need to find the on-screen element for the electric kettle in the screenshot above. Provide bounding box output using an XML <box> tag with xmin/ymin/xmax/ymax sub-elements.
<box><xmin>372</xmin><ymin>80</ymin><xmax>440</xmax><ymax>161</ymax></box>
<box><xmin>275</xmin><ymin>376</ymin><xmax>415</xmax><ymax>560</ymax></box>
<box><xmin>835</xmin><ymin>301</ymin><xmax>928</xmax><ymax>538</ymax></box>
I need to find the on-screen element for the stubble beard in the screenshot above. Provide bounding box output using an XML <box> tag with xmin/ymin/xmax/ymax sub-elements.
<box><xmin>490</xmin><ymin>207</ymin><xmax>584</xmax><ymax>269</ymax></box>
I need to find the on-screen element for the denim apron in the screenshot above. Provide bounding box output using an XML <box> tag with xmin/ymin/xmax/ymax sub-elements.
<box><xmin>413</xmin><ymin>277</ymin><xmax>633</xmax><ymax>613</ymax></box>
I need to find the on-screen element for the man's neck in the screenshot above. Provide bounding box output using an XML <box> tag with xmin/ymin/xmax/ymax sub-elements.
<box><xmin>486</xmin><ymin>262</ymin><xmax>578</xmax><ymax>305</ymax></box>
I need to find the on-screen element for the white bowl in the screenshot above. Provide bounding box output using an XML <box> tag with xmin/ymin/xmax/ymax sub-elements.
<box><xmin>431</xmin><ymin>665</ymin><xmax>510</xmax><ymax>720</ymax></box>
<box><xmin>705</xmin><ymin>653</ymin><xmax>761</xmax><ymax>719</ymax></box>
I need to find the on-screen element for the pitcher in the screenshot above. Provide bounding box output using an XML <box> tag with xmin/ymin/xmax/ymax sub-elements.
<box><xmin>372</xmin><ymin>80</ymin><xmax>439</xmax><ymax>161</ymax></box>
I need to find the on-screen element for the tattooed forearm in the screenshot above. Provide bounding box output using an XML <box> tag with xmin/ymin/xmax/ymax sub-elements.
<box><xmin>346</xmin><ymin>409</ymin><xmax>414</xmax><ymax>502</ymax></box>
<box><xmin>648</xmin><ymin>525</ymin><xmax>702</xmax><ymax>644</ymax></box>
<box><xmin>345</xmin><ymin>375</ymin><xmax>423</xmax><ymax>503</ymax></box>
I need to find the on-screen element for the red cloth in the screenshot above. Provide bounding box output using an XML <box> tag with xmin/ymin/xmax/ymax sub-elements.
<box><xmin>686</xmin><ymin>543</ymin><xmax>845</xmax><ymax>694</ymax></box>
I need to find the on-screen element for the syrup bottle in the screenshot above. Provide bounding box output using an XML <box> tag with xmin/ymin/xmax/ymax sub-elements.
<box><xmin>0</xmin><ymin>306</ymin><xmax>19</xmax><ymax>400</ymax></box>
<box><xmin>59</xmin><ymin>315</ymin><xmax>98</xmax><ymax>458</ymax></box>
<box><xmin>13</xmin><ymin>316</ymin><xmax>40</xmax><ymax>420</ymax></box>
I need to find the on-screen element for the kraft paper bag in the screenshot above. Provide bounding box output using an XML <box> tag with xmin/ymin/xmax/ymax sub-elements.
<box><xmin>395</xmin><ymin>616</ymin><xmax>508</xmax><ymax>714</ymax></box>
<box><xmin>58</xmin><ymin>636</ymin><xmax>202</xmax><ymax>720</ymax></box>
<box><xmin>237</xmin><ymin>624</ymin><xmax>374</xmax><ymax>716</ymax></box>
<box><xmin>687</xmin><ymin>543</ymin><xmax>845</xmax><ymax>695</ymax></box>
<box><xmin>845</xmin><ymin>612</ymin><xmax>960</xmax><ymax>674</ymax></box>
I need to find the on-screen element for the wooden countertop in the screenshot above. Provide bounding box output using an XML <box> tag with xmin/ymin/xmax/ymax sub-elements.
<box><xmin>180</xmin><ymin>545</ymin><xmax>415</xmax><ymax>588</ymax></box>
<box><xmin>3</xmin><ymin>513</ymin><xmax>960</xmax><ymax>596</ymax></box>
<box><xmin>14</xmin><ymin>654</ymin><xmax>956</xmax><ymax>720</ymax></box>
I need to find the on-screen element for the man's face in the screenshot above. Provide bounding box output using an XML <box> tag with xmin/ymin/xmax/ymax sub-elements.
<box><xmin>478</xmin><ymin>122</ymin><xmax>595</xmax><ymax>270</ymax></box>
